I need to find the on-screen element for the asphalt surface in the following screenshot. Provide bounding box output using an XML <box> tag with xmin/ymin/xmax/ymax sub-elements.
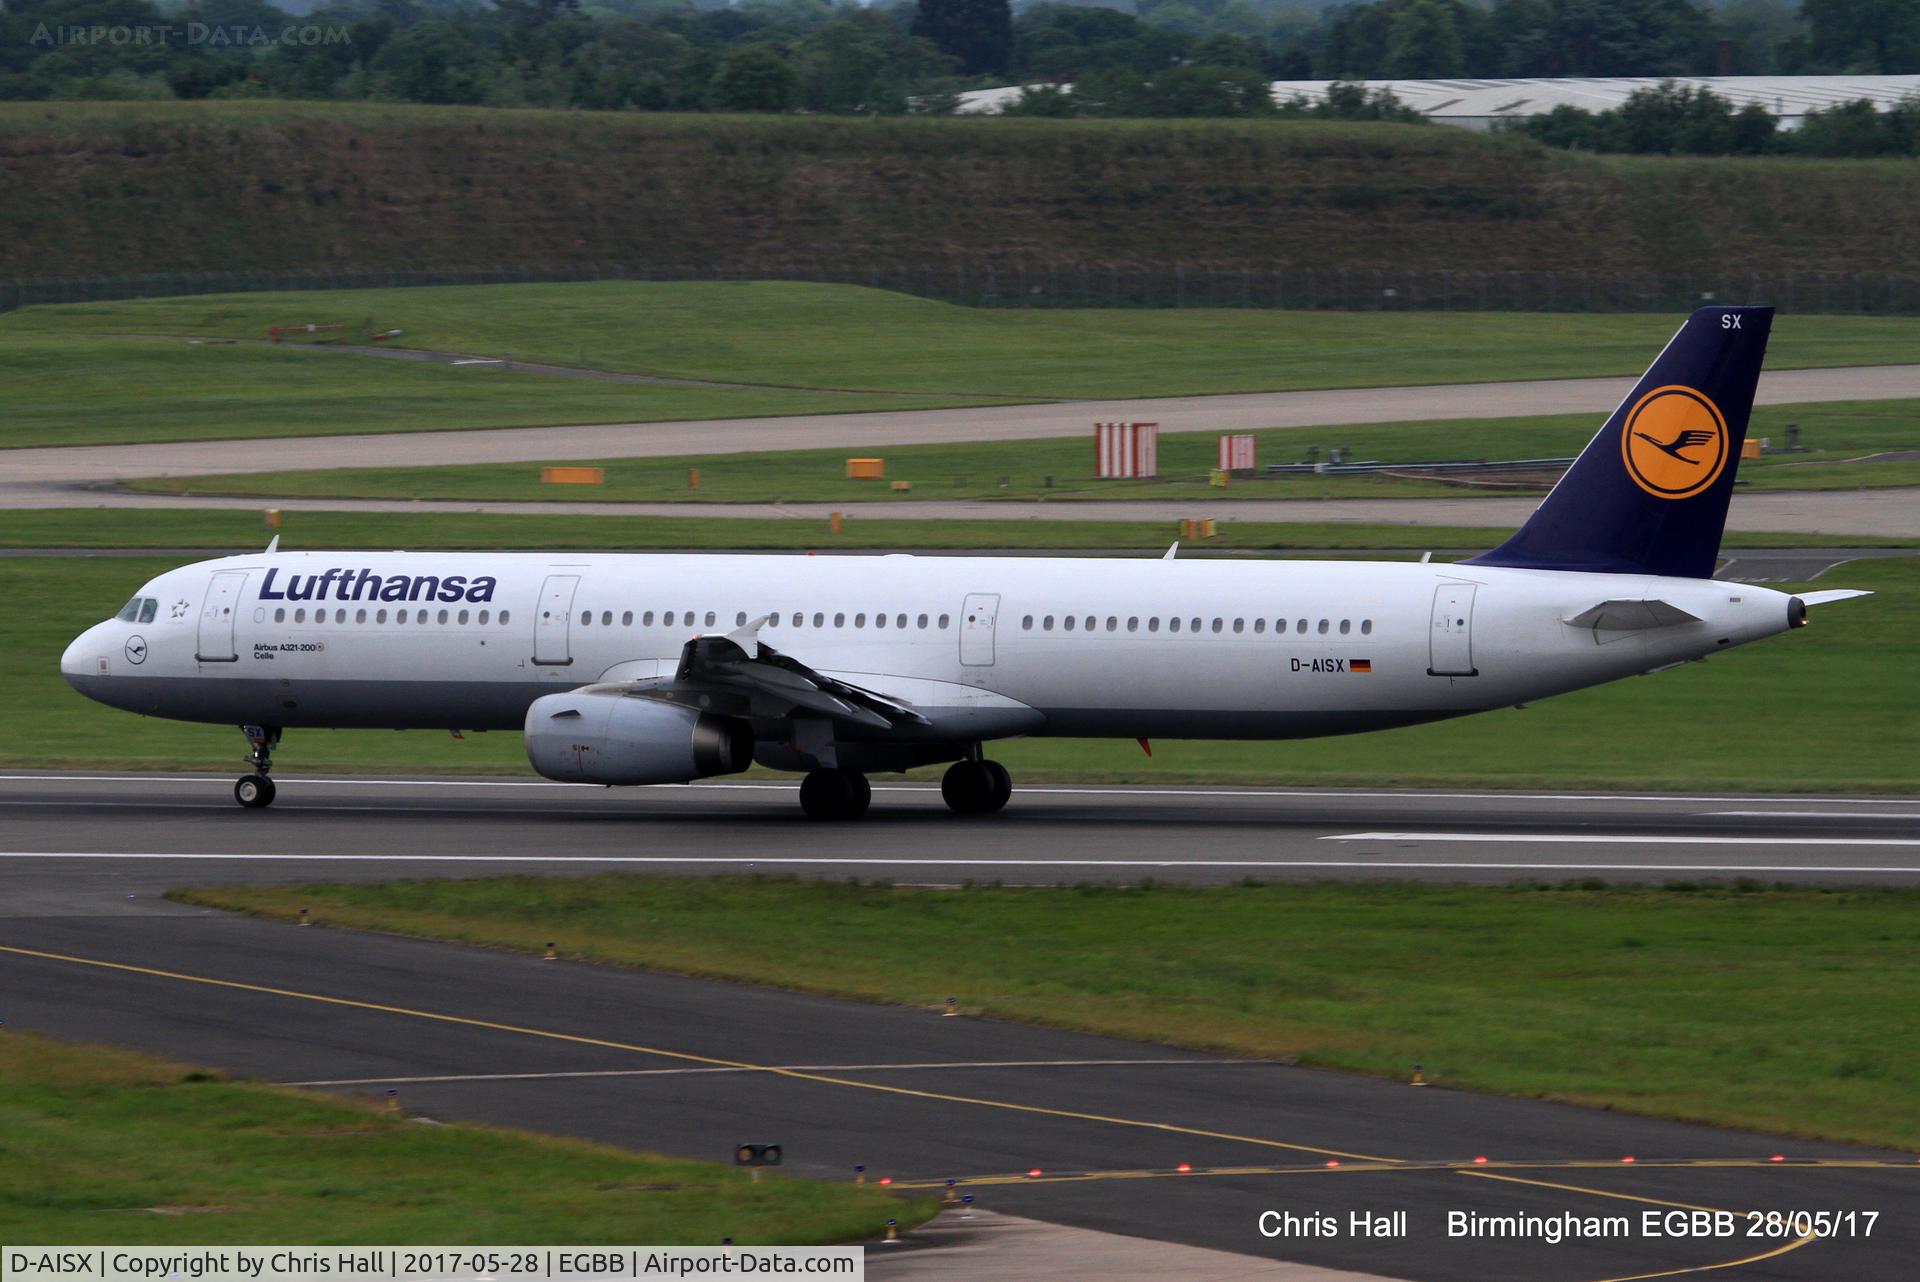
<box><xmin>8</xmin><ymin>364</ymin><xmax>1917</xmax><ymax>496</ymax></box>
<box><xmin>3</xmin><ymin>806</ymin><xmax>1916</xmax><ymax>1281</ymax></box>
<box><xmin>5</xmin><ymin>774</ymin><xmax>1920</xmax><ymax>891</ymax></box>
<box><xmin>5</xmin><ymin>773</ymin><xmax>1918</xmax><ymax>1277</ymax></box>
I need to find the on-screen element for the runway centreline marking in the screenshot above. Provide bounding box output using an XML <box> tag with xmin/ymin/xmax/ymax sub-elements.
<box><xmin>11</xmin><ymin>852</ymin><xmax>1920</xmax><ymax>874</ymax></box>
<box><xmin>4</xmin><ymin>774</ymin><xmax>1917</xmax><ymax>806</ymax></box>
<box><xmin>0</xmin><ymin>942</ymin><xmax>1393</xmax><ymax>1163</ymax></box>
<box><xmin>287</xmin><ymin>1057</ymin><xmax>1254</xmax><ymax>1086</ymax></box>
<box><xmin>1708</xmin><ymin>811</ymin><xmax>1920</xmax><ymax>820</ymax></box>
<box><xmin>1329</xmin><ymin>832</ymin><xmax>1920</xmax><ymax>847</ymax></box>
<box><xmin>891</xmin><ymin>1158</ymin><xmax>1920</xmax><ymax>1190</ymax></box>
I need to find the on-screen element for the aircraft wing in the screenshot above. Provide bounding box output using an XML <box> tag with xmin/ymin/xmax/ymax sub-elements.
<box><xmin>598</xmin><ymin>615</ymin><xmax>931</xmax><ymax>732</ymax></box>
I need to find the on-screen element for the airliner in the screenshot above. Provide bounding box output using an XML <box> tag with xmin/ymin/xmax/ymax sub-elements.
<box><xmin>62</xmin><ymin>306</ymin><xmax>1867</xmax><ymax>818</ymax></box>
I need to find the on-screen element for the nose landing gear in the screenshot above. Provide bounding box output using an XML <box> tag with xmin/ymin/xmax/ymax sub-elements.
<box><xmin>235</xmin><ymin>724</ymin><xmax>280</xmax><ymax>809</ymax></box>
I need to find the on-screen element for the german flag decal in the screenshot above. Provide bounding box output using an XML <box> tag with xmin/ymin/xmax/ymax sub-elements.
<box><xmin>1351</xmin><ymin>659</ymin><xmax>1372</xmax><ymax>673</ymax></box>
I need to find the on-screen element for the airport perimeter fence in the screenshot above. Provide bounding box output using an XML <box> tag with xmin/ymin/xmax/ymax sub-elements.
<box><xmin>5</xmin><ymin>261</ymin><xmax>1920</xmax><ymax>314</ymax></box>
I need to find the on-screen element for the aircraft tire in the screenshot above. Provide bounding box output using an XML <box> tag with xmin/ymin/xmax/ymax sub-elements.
<box><xmin>981</xmin><ymin>760</ymin><xmax>1012</xmax><ymax>813</ymax></box>
<box><xmin>941</xmin><ymin>761</ymin><xmax>996</xmax><ymax>815</ymax></box>
<box><xmin>235</xmin><ymin>774</ymin><xmax>276</xmax><ymax>809</ymax></box>
<box><xmin>800</xmin><ymin>768</ymin><xmax>868</xmax><ymax>819</ymax></box>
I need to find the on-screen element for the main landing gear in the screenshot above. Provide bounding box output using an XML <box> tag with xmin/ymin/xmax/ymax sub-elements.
<box><xmin>799</xmin><ymin>767</ymin><xmax>871</xmax><ymax>820</ymax></box>
<box><xmin>234</xmin><ymin>724</ymin><xmax>280</xmax><ymax>809</ymax></box>
<box><xmin>941</xmin><ymin>758</ymin><xmax>1011</xmax><ymax>816</ymax></box>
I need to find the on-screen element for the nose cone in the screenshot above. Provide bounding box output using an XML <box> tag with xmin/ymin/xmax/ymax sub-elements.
<box><xmin>62</xmin><ymin>623</ymin><xmax>104</xmax><ymax>693</ymax></box>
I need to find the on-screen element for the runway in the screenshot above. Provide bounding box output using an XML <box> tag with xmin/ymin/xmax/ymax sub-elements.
<box><xmin>5</xmin><ymin>771</ymin><xmax>1918</xmax><ymax>1278</ymax></box>
<box><xmin>4</xmin><ymin>773</ymin><xmax>1919</xmax><ymax>889</ymax></box>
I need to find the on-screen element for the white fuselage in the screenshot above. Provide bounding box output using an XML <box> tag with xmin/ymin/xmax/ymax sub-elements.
<box><xmin>62</xmin><ymin>551</ymin><xmax>1799</xmax><ymax>749</ymax></box>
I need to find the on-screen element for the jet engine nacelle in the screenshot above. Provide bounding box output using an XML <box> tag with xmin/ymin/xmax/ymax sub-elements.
<box><xmin>524</xmin><ymin>691</ymin><xmax>752</xmax><ymax>785</ymax></box>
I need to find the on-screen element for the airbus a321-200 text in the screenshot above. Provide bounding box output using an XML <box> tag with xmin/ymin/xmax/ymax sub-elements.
<box><xmin>63</xmin><ymin>307</ymin><xmax>1867</xmax><ymax>818</ymax></box>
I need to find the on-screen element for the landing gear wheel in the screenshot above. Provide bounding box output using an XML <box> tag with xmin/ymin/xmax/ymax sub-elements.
<box><xmin>981</xmin><ymin>760</ymin><xmax>1012</xmax><ymax>813</ymax></box>
<box><xmin>235</xmin><ymin>774</ymin><xmax>276</xmax><ymax>809</ymax></box>
<box><xmin>942</xmin><ymin>760</ymin><xmax>1008</xmax><ymax>816</ymax></box>
<box><xmin>799</xmin><ymin>768</ymin><xmax>870</xmax><ymax>820</ymax></box>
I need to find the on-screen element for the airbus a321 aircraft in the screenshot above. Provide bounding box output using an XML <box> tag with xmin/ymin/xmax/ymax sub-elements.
<box><xmin>63</xmin><ymin>306</ymin><xmax>1867</xmax><ymax>818</ymax></box>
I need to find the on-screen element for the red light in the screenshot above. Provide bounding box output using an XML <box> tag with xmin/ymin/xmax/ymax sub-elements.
<box><xmin>1473</xmin><ymin>1156</ymin><xmax>1488</xmax><ymax>1165</ymax></box>
<box><xmin>1770</xmin><ymin>1154</ymin><xmax>1785</xmax><ymax>1163</ymax></box>
<box><xmin>1176</xmin><ymin>1163</ymin><xmax>1192</xmax><ymax>1173</ymax></box>
<box><xmin>1326</xmin><ymin>1160</ymin><xmax>1340</xmax><ymax>1168</ymax></box>
<box><xmin>1621</xmin><ymin>1156</ymin><xmax>1636</xmax><ymax>1164</ymax></box>
<box><xmin>879</xmin><ymin>1177</ymin><xmax>892</xmax><ymax>1186</ymax></box>
<box><xmin>1027</xmin><ymin>1168</ymin><xmax>1043</xmax><ymax>1179</ymax></box>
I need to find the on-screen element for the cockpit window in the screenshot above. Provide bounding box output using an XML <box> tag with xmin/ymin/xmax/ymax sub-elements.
<box><xmin>138</xmin><ymin>599</ymin><xmax>158</xmax><ymax>623</ymax></box>
<box><xmin>116</xmin><ymin>598</ymin><xmax>141</xmax><ymax>622</ymax></box>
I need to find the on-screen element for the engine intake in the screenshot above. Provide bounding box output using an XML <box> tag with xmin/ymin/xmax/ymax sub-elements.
<box><xmin>525</xmin><ymin>691</ymin><xmax>752</xmax><ymax>785</ymax></box>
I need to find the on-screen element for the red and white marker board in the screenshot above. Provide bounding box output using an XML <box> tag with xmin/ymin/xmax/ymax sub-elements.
<box><xmin>1218</xmin><ymin>433</ymin><xmax>1256</xmax><ymax>471</ymax></box>
<box><xmin>1095</xmin><ymin>422</ymin><xmax>1158</xmax><ymax>478</ymax></box>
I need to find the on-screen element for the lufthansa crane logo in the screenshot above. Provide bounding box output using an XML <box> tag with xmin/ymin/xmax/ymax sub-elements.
<box><xmin>1620</xmin><ymin>385</ymin><xmax>1729</xmax><ymax>500</ymax></box>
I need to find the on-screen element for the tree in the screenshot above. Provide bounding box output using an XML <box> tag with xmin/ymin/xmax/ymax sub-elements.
<box><xmin>1383</xmin><ymin>0</ymin><xmax>1465</xmax><ymax>77</ymax></box>
<box><xmin>1800</xmin><ymin>0</ymin><xmax>1920</xmax><ymax>73</ymax></box>
<box><xmin>707</xmin><ymin>44</ymin><xmax>795</xmax><ymax>113</ymax></box>
<box><xmin>912</xmin><ymin>0</ymin><xmax>1011</xmax><ymax>77</ymax></box>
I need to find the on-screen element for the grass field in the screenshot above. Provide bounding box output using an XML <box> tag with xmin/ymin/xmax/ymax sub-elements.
<box><xmin>0</xmin><ymin>328</ymin><xmax>992</xmax><ymax>450</ymax></box>
<box><xmin>22</xmin><ymin>283</ymin><xmax>1920</xmax><ymax>407</ymax></box>
<box><xmin>171</xmin><ymin>876</ymin><xmax>1920</xmax><ymax>1152</ymax></box>
<box><xmin>10</xmin><ymin>550</ymin><xmax>1913</xmax><ymax>790</ymax></box>
<box><xmin>0</xmin><ymin>1031</ymin><xmax>927</xmax><ymax>1244</ymax></box>
<box><xmin>137</xmin><ymin>398</ymin><xmax>1920</xmax><ymax>505</ymax></box>
<box><xmin>0</xmin><ymin>509</ymin><xmax>1909</xmax><ymax>552</ymax></box>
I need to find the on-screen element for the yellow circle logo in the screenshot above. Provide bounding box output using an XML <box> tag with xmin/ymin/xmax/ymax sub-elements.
<box><xmin>1620</xmin><ymin>385</ymin><xmax>1729</xmax><ymax>500</ymax></box>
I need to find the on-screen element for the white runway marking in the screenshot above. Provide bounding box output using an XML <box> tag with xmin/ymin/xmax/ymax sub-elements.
<box><xmin>5</xmin><ymin>851</ymin><xmax>1920</xmax><ymax>874</ymax></box>
<box><xmin>2</xmin><ymin>774</ymin><xmax>1917</xmax><ymax>806</ymax></box>
<box><xmin>1706</xmin><ymin>811</ymin><xmax>1920</xmax><ymax>820</ymax></box>
<box><xmin>285</xmin><ymin>1057</ymin><xmax>1250</xmax><ymax>1087</ymax></box>
<box><xmin>1329</xmin><ymin>832</ymin><xmax>1920</xmax><ymax>847</ymax></box>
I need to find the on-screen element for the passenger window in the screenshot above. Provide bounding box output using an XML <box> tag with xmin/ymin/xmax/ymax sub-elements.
<box><xmin>1339</xmin><ymin>619</ymin><xmax>1350</xmax><ymax>635</ymax></box>
<box><xmin>1254</xmin><ymin>618</ymin><xmax>1266</xmax><ymax>634</ymax></box>
<box><xmin>138</xmin><ymin>599</ymin><xmax>157</xmax><ymax>623</ymax></box>
<box><xmin>814</xmin><ymin>613</ymin><xmax>825</xmax><ymax>627</ymax></box>
<box><xmin>895</xmin><ymin>613</ymin><xmax>906</xmax><ymax>629</ymax></box>
<box><xmin>835</xmin><ymin>612</ymin><xmax>846</xmax><ymax>627</ymax></box>
<box><xmin>643</xmin><ymin>611</ymin><xmax>654</xmax><ymax>626</ymax></box>
<box><xmin>1233</xmin><ymin>619</ymin><xmax>1244</xmax><ymax>633</ymax></box>
<box><xmin>1190</xmin><ymin>617</ymin><xmax>1201</xmax><ymax>633</ymax></box>
<box><xmin>1107</xmin><ymin>617</ymin><xmax>1118</xmax><ymax>631</ymax></box>
<box><xmin>664</xmin><ymin>611</ymin><xmax>676</xmax><ymax>626</ymax></box>
<box><xmin>1148</xmin><ymin>617</ymin><xmax>1159</xmax><ymax>632</ymax></box>
<box><xmin>580</xmin><ymin>611</ymin><xmax>591</xmax><ymax>626</ymax></box>
<box><xmin>295</xmin><ymin>609</ymin><xmax>307</xmax><ymax>623</ymax></box>
<box><xmin>601</xmin><ymin>611</ymin><xmax>612</xmax><ymax>626</ymax></box>
<box><xmin>337</xmin><ymin>609</ymin><xmax>346</xmax><ymax>623</ymax></box>
<box><xmin>1297</xmin><ymin>619</ymin><xmax>1308</xmax><ymax>634</ymax></box>
<box><xmin>918</xmin><ymin>614</ymin><xmax>929</xmax><ymax>629</ymax></box>
<box><xmin>357</xmin><ymin>609</ymin><xmax>368</xmax><ymax>624</ymax></box>
<box><xmin>876</xmin><ymin>613</ymin><xmax>888</xmax><ymax>629</ymax></box>
<box><xmin>855</xmin><ymin>613</ymin><xmax>867</xmax><ymax>627</ymax></box>
<box><xmin>1318</xmin><ymin>619</ymin><xmax>1329</xmax><ymax>634</ymax></box>
<box><xmin>705</xmin><ymin>612</ymin><xmax>716</xmax><ymax>626</ymax></box>
<box><xmin>1064</xmin><ymin>616</ymin><xmax>1075</xmax><ymax>632</ymax></box>
<box><xmin>416</xmin><ymin>609</ymin><xmax>428</xmax><ymax>623</ymax></box>
<box><xmin>737</xmin><ymin>611</ymin><xmax>748</xmax><ymax>626</ymax></box>
<box><xmin>1361</xmin><ymin>619</ymin><xmax>1373</xmax><ymax>635</ymax></box>
<box><xmin>1127</xmin><ymin>617</ymin><xmax>1139</xmax><ymax>632</ymax></box>
<box><xmin>938</xmin><ymin>614</ymin><xmax>950</xmax><ymax>628</ymax></box>
<box><xmin>1169</xmin><ymin>618</ymin><xmax>1181</xmax><ymax>633</ymax></box>
<box><xmin>436</xmin><ymin>609</ymin><xmax>448</xmax><ymax>624</ymax></box>
<box><xmin>394</xmin><ymin>610</ymin><xmax>403</xmax><ymax>626</ymax></box>
<box><xmin>274</xmin><ymin>608</ymin><xmax>285</xmax><ymax>623</ymax></box>
<box><xmin>481</xmin><ymin>610</ymin><xmax>491</xmax><ymax>625</ymax></box>
<box><xmin>499</xmin><ymin>610</ymin><xmax>510</xmax><ymax>624</ymax></box>
<box><xmin>1023</xmin><ymin>615</ymin><xmax>1034</xmax><ymax>630</ymax></box>
<box><xmin>1211</xmin><ymin>618</ymin><xmax>1223</xmax><ymax>633</ymax></box>
<box><xmin>377</xmin><ymin>609</ymin><xmax>388</xmax><ymax>623</ymax></box>
<box><xmin>314</xmin><ymin>610</ymin><xmax>326</xmax><ymax>626</ymax></box>
<box><xmin>792</xmin><ymin>612</ymin><xmax>803</xmax><ymax>627</ymax></box>
<box><xmin>1043</xmin><ymin>615</ymin><xmax>1054</xmax><ymax>631</ymax></box>
<box><xmin>458</xmin><ymin>609</ymin><xmax>469</xmax><ymax>625</ymax></box>
<box><xmin>623</xmin><ymin>611</ymin><xmax>633</xmax><ymax>626</ymax></box>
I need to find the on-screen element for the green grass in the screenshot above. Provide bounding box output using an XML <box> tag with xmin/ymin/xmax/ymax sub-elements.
<box><xmin>170</xmin><ymin>876</ymin><xmax>1920</xmax><ymax>1152</ymax></box>
<box><xmin>0</xmin><ymin>509</ymin><xmax>1907</xmax><ymax>552</ymax></box>
<box><xmin>136</xmin><ymin>398</ymin><xmax>1920</xmax><ymax>505</ymax></box>
<box><xmin>19</xmin><ymin>282</ymin><xmax>1920</xmax><ymax>404</ymax></box>
<box><xmin>0</xmin><ymin>1031</ymin><xmax>928</xmax><ymax>1244</ymax></box>
<box><xmin>9</xmin><ymin>551</ymin><xmax>1915</xmax><ymax>789</ymax></box>
<box><xmin>0</xmin><ymin>331</ymin><xmax>992</xmax><ymax>450</ymax></box>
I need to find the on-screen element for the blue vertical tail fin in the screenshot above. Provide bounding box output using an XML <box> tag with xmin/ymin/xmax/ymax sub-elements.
<box><xmin>1466</xmin><ymin>305</ymin><xmax>1773</xmax><ymax>580</ymax></box>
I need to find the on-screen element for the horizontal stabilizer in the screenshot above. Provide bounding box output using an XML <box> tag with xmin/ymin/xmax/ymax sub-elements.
<box><xmin>1799</xmin><ymin>589</ymin><xmax>1873</xmax><ymax>607</ymax></box>
<box><xmin>1564</xmin><ymin>599</ymin><xmax>1702</xmax><ymax>631</ymax></box>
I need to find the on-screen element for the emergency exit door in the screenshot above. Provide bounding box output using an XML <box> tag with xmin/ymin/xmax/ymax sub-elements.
<box><xmin>959</xmin><ymin>593</ymin><xmax>999</xmax><ymax>666</ymax></box>
<box><xmin>534</xmin><ymin>574</ymin><xmax>580</xmax><ymax>666</ymax></box>
<box><xmin>1427</xmin><ymin>584</ymin><xmax>1478</xmax><ymax>677</ymax></box>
